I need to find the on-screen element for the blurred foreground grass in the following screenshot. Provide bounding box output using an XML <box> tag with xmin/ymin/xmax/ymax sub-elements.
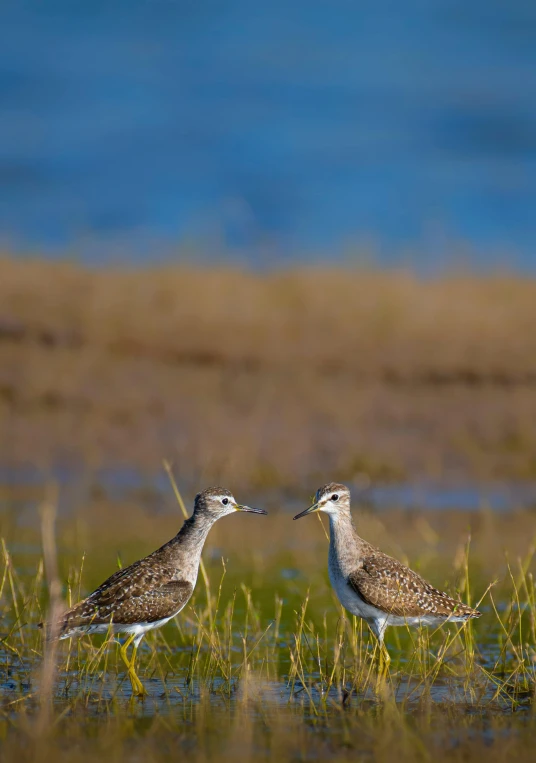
<box><xmin>2</xmin><ymin>256</ymin><xmax>536</xmax><ymax>485</ymax></box>
<box><xmin>0</xmin><ymin>479</ymin><xmax>535</xmax><ymax>761</ymax></box>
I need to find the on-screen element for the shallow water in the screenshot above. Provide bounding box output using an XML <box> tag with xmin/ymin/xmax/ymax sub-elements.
<box><xmin>2</xmin><ymin>637</ymin><xmax>531</xmax><ymax>718</ymax></box>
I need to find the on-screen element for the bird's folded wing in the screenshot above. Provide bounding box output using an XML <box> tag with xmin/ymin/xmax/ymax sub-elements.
<box><xmin>63</xmin><ymin>560</ymin><xmax>194</xmax><ymax>628</ymax></box>
<box><xmin>93</xmin><ymin>580</ymin><xmax>194</xmax><ymax>624</ymax></box>
<box><xmin>347</xmin><ymin>555</ymin><xmax>461</xmax><ymax>618</ymax></box>
<box><xmin>89</xmin><ymin>559</ymin><xmax>176</xmax><ymax>605</ymax></box>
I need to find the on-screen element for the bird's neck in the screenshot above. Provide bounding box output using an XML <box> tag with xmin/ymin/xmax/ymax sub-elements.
<box><xmin>177</xmin><ymin>512</ymin><xmax>216</xmax><ymax>554</ymax></box>
<box><xmin>161</xmin><ymin>513</ymin><xmax>216</xmax><ymax>582</ymax></box>
<box><xmin>328</xmin><ymin>510</ymin><xmax>364</xmax><ymax>575</ymax></box>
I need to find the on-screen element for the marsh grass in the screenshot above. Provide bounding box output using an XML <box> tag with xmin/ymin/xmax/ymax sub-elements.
<box><xmin>1</xmin><ymin>478</ymin><xmax>535</xmax><ymax>762</ymax></box>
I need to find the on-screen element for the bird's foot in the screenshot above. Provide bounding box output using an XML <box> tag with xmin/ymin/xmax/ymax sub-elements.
<box><xmin>128</xmin><ymin>670</ymin><xmax>148</xmax><ymax>698</ymax></box>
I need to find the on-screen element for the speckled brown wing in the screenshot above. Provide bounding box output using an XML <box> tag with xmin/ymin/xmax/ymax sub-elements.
<box><xmin>347</xmin><ymin>553</ymin><xmax>478</xmax><ymax>619</ymax></box>
<box><xmin>61</xmin><ymin>556</ymin><xmax>193</xmax><ymax>633</ymax></box>
<box><xmin>85</xmin><ymin>580</ymin><xmax>194</xmax><ymax>625</ymax></box>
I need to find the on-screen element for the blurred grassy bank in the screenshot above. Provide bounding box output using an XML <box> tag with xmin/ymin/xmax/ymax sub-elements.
<box><xmin>2</xmin><ymin>256</ymin><xmax>536</xmax><ymax>486</ymax></box>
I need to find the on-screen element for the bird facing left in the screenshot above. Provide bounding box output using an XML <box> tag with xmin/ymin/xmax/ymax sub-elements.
<box><xmin>40</xmin><ymin>487</ymin><xmax>267</xmax><ymax>697</ymax></box>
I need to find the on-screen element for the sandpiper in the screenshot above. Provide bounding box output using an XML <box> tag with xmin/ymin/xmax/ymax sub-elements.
<box><xmin>47</xmin><ymin>487</ymin><xmax>266</xmax><ymax>696</ymax></box>
<box><xmin>294</xmin><ymin>482</ymin><xmax>480</xmax><ymax>667</ymax></box>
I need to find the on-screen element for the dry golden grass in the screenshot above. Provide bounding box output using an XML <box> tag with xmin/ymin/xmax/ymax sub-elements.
<box><xmin>2</xmin><ymin>255</ymin><xmax>536</xmax><ymax>485</ymax></box>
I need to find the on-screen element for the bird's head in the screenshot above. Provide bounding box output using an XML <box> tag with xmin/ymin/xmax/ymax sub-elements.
<box><xmin>293</xmin><ymin>482</ymin><xmax>350</xmax><ymax>520</ymax></box>
<box><xmin>194</xmin><ymin>487</ymin><xmax>267</xmax><ymax>520</ymax></box>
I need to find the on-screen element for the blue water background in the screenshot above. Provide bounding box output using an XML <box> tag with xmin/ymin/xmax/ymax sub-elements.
<box><xmin>1</xmin><ymin>1</ymin><xmax>536</xmax><ymax>269</ymax></box>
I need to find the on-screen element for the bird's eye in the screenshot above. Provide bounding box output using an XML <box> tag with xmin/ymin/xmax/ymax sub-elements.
<box><xmin>331</xmin><ymin>494</ymin><xmax>339</xmax><ymax>502</ymax></box>
<box><xmin>222</xmin><ymin>497</ymin><xmax>229</xmax><ymax>505</ymax></box>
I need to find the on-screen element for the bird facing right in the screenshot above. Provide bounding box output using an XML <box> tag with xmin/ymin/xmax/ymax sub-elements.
<box><xmin>294</xmin><ymin>482</ymin><xmax>481</xmax><ymax>666</ymax></box>
<box><xmin>47</xmin><ymin>487</ymin><xmax>266</xmax><ymax>696</ymax></box>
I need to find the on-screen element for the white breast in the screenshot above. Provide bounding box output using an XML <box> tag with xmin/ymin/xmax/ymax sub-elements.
<box><xmin>328</xmin><ymin>555</ymin><xmax>382</xmax><ymax>622</ymax></box>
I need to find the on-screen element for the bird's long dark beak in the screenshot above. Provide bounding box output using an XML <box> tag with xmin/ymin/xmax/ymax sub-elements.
<box><xmin>293</xmin><ymin>501</ymin><xmax>320</xmax><ymax>520</ymax></box>
<box><xmin>235</xmin><ymin>503</ymin><xmax>267</xmax><ymax>515</ymax></box>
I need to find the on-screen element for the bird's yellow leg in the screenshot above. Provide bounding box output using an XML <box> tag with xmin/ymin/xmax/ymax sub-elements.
<box><xmin>119</xmin><ymin>633</ymin><xmax>135</xmax><ymax>669</ymax></box>
<box><xmin>128</xmin><ymin>642</ymin><xmax>147</xmax><ymax>697</ymax></box>
<box><xmin>119</xmin><ymin>635</ymin><xmax>147</xmax><ymax>697</ymax></box>
<box><xmin>375</xmin><ymin>640</ymin><xmax>391</xmax><ymax>693</ymax></box>
<box><xmin>379</xmin><ymin>642</ymin><xmax>391</xmax><ymax>674</ymax></box>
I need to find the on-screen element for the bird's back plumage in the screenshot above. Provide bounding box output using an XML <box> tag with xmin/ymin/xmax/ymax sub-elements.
<box><xmin>347</xmin><ymin>543</ymin><xmax>480</xmax><ymax>621</ymax></box>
